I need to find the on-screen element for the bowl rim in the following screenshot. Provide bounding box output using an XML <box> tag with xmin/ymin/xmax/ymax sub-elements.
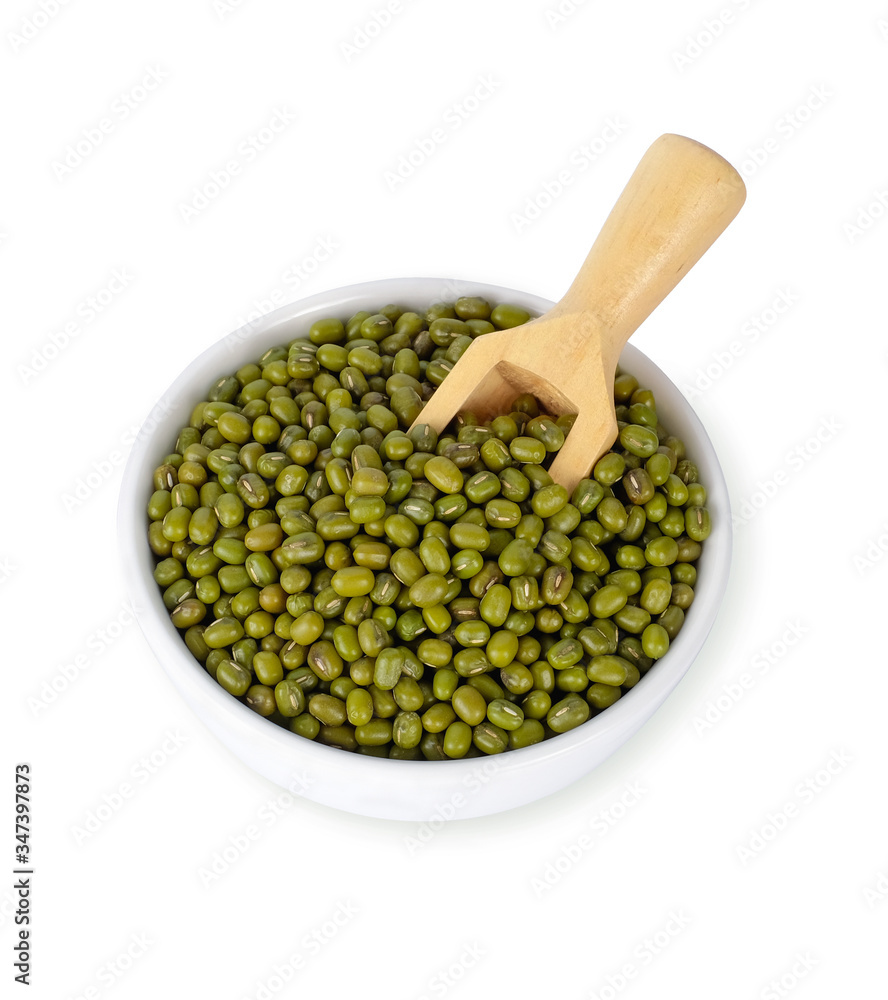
<box><xmin>118</xmin><ymin>276</ymin><xmax>731</xmax><ymax>816</ymax></box>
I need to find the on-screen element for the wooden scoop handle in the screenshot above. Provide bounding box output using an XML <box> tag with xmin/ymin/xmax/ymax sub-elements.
<box><xmin>409</xmin><ymin>134</ymin><xmax>746</xmax><ymax>492</ymax></box>
<box><xmin>552</xmin><ymin>133</ymin><xmax>747</xmax><ymax>373</ymax></box>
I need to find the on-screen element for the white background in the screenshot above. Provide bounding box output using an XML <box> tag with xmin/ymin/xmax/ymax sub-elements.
<box><xmin>4</xmin><ymin>1</ymin><xmax>887</xmax><ymax>997</ymax></box>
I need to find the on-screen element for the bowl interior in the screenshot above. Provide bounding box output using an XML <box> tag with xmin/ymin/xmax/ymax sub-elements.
<box><xmin>118</xmin><ymin>277</ymin><xmax>731</xmax><ymax>821</ymax></box>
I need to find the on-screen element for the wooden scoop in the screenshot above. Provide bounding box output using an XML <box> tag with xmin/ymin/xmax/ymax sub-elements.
<box><xmin>411</xmin><ymin>133</ymin><xmax>747</xmax><ymax>492</ymax></box>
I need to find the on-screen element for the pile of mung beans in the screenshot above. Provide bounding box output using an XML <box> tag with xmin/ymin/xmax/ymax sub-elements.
<box><xmin>146</xmin><ymin>296</ymin><xmax>710</xmax><ymax>760</ymax></box>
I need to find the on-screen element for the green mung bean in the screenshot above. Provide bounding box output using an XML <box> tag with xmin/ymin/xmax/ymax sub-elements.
<box><xmin>150</xmin><ymin>297</ymin><xmax>711</xmax><ymax>758</ymax></box>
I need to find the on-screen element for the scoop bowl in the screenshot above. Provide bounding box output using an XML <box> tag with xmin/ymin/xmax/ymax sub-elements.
<box><xmin>118</xmin><ymin>276</ymin><xmax>732</xmax><ymax>822</ymax></box>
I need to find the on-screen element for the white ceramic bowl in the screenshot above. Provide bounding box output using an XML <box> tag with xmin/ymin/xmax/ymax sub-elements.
<box><xmin>118</xmin><ymin>277</ymin><xmax>731</xmax><ymax>822</ymax></box>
